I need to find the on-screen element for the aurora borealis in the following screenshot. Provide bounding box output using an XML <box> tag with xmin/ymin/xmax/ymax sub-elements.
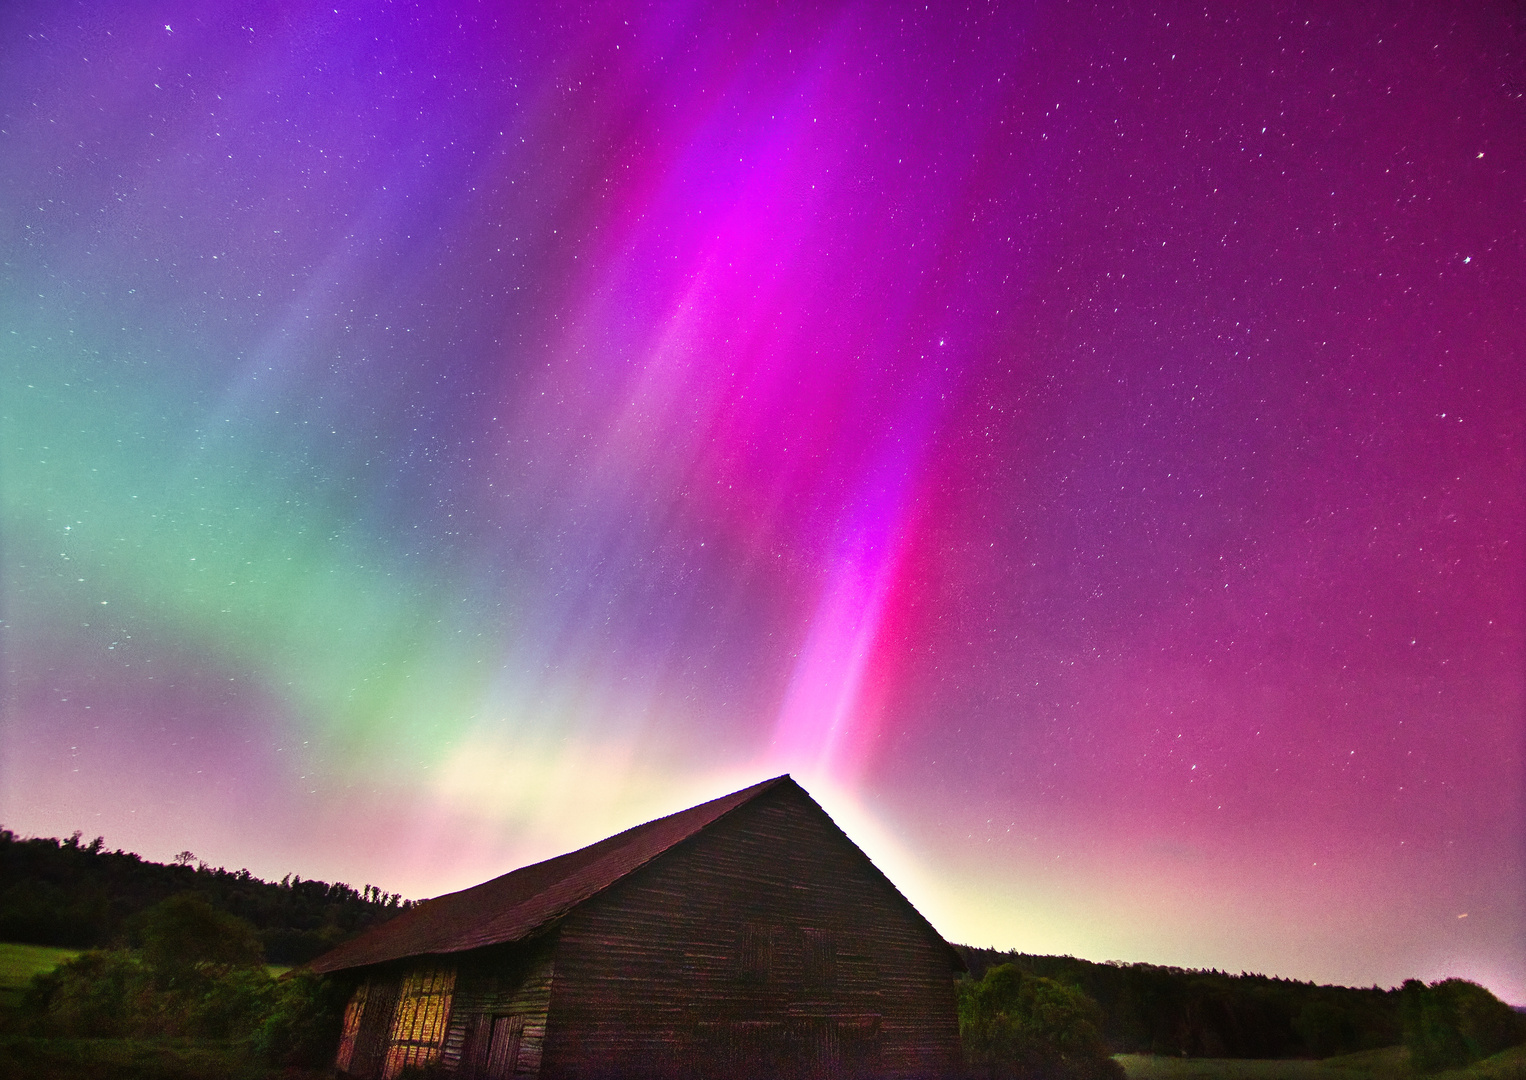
<box><xmin>2</xmin><ymin>0</ymin><xmax>1521</xmax><ymax>1004</ymax></box>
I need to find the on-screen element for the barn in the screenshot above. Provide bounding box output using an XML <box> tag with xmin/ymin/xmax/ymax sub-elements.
<box><xmin>309</xmin><ymin>774</ymin><xmax>964</xmax><ymax>1080</ymax></box>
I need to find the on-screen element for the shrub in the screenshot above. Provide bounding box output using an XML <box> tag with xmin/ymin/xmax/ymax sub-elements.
<box><xmin>1293</xmin><ymin>998</ymin><xmax>1358</xmax><ymax>1058</ymax></box>
<box><xmin>185</xmin><ymin>964</ymin><xmax>278</xmax><ymax>1040</ymax></box>
<box><xmin>959</xmin><ymin>963</ymin><xmax>1126</xmax><ymax>1080</ymax></box>
<box><xmin>22</xmin><ymin>948</ymin><xmax>153</xmax><ymax>1037</ymax></box>
<box><xmin>250</xmin><ymin>970</ymin><xmax>349</xmax><ymax>1067</ymax></box>
<box><xmin>20</xmin><ymin>946</ymin><xmax>284</xmax><ymax>1041</ymax></box>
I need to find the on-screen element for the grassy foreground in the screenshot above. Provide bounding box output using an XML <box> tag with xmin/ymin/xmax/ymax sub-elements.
<box><xmin>1118</xmin><ymin>1054</ymin><xmax>1378</xmax><ymax>1080</ymax></box>
<box><xmin>0</xmin><ymin>942</ymin><xmax>79</xmax><ymax>1008</ymax></box>
<box><xmin>0</xmin><ymin>1035</ymin><xmax>331</xmax><ymax>1080</ymax></box>
<box><xmin>0</xmin><ymin>942</ymin><xmax>80</xmax><ymax>988</ymax></box>
<box><xmin>0</xmin><ymin>941</ymin><xmax>327</xmax><ymax>1078</ymax></box>
<box><xmin>1118</xmin><ymin>1045</ymin><xmax>1526</xmax><ymax>1080</ymax></box>
<box><xmin>0</xmin><ymin>940</ymin><xmax>288</xmax><ymax>998</ymax></box>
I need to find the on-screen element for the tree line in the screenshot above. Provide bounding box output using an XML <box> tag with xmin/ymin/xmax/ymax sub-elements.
<box><xmin>6</xmin><ymin>828</ymin><xmax>1521</xmax><ymax>1076</ymax></box>
<box><xmin>955</xmin><ymin>946</ymin><xmax>1521</xmax><ymax>1063</ymax></box>
<box><xmin>954</xmin><ymin>958</ymin><xmax>1525</xmax><ymax>1080</ymax></box>
<box><xmin>0</xmin><ymin>827</ymin><xmax>411</xmax><ymax>964</ymax></box>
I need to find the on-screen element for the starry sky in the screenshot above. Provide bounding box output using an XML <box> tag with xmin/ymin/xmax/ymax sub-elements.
<box><xmin>2</xmin><ymin>1</ymin><xmax>1522</xmax><ymax>1002</ymax></box>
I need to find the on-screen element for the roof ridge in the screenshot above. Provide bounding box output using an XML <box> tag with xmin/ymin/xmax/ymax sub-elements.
<box><xmin>309</xmin><ymin>774</ymin><xmax>792</xmax><ymax>973</ymax></box>
<box><xmin>473</xmin><ymin>773</ymin><xmax>790</xmax><ymax>892</ymax></box>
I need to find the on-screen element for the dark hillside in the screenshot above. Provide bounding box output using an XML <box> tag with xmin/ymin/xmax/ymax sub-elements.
<box><xmin>956</xmin><ymin>946</ymin><xmax>1402</xmax><ymax>1059</ymax></box>
<box><xmin>0</xmin><ymin>829</ymin><xmax>409</xmax><ymax>964</ymax></box>
<box><xmin>0</xmin><ymin>826</ymin><xmax>1485</xmax><ymax>1062</ymax></box>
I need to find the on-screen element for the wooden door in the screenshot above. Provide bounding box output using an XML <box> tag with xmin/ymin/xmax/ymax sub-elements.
<box><xmin>343</xmin><ymin>979</ymin><xmax>399</xmax><ymax>1079</ymax></box>
<box><xmin>462</xmin><ymin>1013</ymin><xmax>526</xmax><ymax>1079</ymax></box>
<box><xmin>485</xmin><ymin>1014</ymin><xmax>526</xmax><ymax>1078</ymax></box>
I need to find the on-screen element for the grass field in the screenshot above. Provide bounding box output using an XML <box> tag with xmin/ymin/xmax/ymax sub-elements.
<box><xmin>0</xmin><ymin>940</ymin><xmax>289</xmax><ymax>987</ymax></box>
<box><xmin>0</xmin><ymin>941</ymin><xmax>330</xmax><ymax>1078</ymax></box>
<box><xmin>1117</xmin><ymin>1054</ymin><xmax>1386</xmax><ymax>1080</ymax></box>
<box><xmin>0</xmin><ymin>942</ymin><xmax>79</xmax><ymax>993</ymax></box>
<box><xmin>0</xmin><ymin>942</ymin><xmax>80</xmax><ymax>1010</ymax></box>
<box><xmin>0</xmin><ymin>1036</ymin><xmax>332</xmax><ymax>1080</ymax></box>
<box><xmin>1118</xmin><ymin>1045</ymin><xmax>1526</xmax><ymax>1080</ymax></box>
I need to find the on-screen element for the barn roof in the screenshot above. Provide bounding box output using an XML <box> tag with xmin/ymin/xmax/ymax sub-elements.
<box><xmin>309</xmin><ymin>774</ymin><xmax>962</xmax><ymax>974</ymax></box>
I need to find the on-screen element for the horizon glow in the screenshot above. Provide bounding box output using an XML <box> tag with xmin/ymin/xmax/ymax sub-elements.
<box><xmin>2</xmin><ymin>1</ymin><xmax>1521</xmax><ymax>1003</ymax></box>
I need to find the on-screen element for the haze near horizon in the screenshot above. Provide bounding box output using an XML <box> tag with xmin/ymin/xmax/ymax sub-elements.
<box><xmin>1</xmin><ymin>1</ymin><xmax>1520</xmax><ymax>1003</ymax></box>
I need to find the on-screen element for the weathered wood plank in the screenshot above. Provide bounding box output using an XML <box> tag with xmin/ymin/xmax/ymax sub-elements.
<box><xmin>443</xmin><ymin>937</ymin><xmax>557</xmax><ymax>1078</ymax></box>
<box><xmin>333</xmin><ymin>780</ymin><xmax>961</xmax><ymax>1080</ymax></box>
<box><xmin>541</xmin><ymin>784</ymin><xmax>960</xmax><ymax>1079</ymax></box>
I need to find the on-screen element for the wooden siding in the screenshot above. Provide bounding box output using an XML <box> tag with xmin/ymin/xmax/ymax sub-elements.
<box><xmin>336</xmin><ymin>982</ymin><xmax>370</xmax><ymax>1074</ymax></box>
<box><xmin>541</xmin><ymin>785</ymin><xmax>961</xmax><ymax>1079</ymax></box>
<box><xmin>439</xmin><ymin>936</ymin><xmax>557</xmax><ymax>1079</ymax></box>
<box><xmin>336</xmin><ymin>944</ymin><xmax>554</xmax><ymax>1080</ymax></box>
<box><xmin>339</xmin><ymin>976</ymin><xmax>402</xmax><ymax>1079</ymax></box>
<box><xmin>335</xmin><ymin>964</ymin><xmax>458</xmax><ymax>1080</ymax></box>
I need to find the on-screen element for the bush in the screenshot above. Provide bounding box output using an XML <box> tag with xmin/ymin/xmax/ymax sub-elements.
<box><xmin>1401</xmin><ymin>978</ymin><xmax>1526</xmax><ymax>1072</ymax></box>
<box><xmin>249</xmin><ymin>970</ymin><xmax>349</xmax><ymax>1067</ymax></box>
<box><xmin>960</xmin><ymin>963</ymin><xmax>1127</xmax><ymax>1080</ymax></box>
<box><xmin>184</xmin><ymin>965</ymin><xmax>277</xmax><ymax>1040</ymax></box>
<box><xmin>23</xmin><ymin>949</ymin><xmax>153</xmax><ymax>1037</ymax></box>
<box><xmin>20</xmin><ymin>946</ymin><xmax>280</xmax><ymax>1041</ymax></box>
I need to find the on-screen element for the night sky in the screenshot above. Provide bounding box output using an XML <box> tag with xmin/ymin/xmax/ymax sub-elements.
<box><xmin>2</xmin><ymin>2</ymin><xmax>1522</xmax><ymax>1002</ymax></box>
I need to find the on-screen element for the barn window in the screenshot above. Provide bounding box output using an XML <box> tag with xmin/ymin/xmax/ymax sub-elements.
<box><xmin>735</xmin><ymin>923</ymin><xmax>773</xmax><ymax>983</ymax></box>
<box><xmin>381</xmin><ymin>965</ymin><xmax>457</xmax><ymax>1079</ymax></box>
<box><xmin>803</xmin><ymin>929</ymin><xmax>836</xmax><ymax>992</ymax></box>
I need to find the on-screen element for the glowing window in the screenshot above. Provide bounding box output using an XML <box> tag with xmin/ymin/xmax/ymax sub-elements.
<box><xmin>381</xmin><ymin>966</ymin><xmax>457</xmax><ymax>1080</ymax></box>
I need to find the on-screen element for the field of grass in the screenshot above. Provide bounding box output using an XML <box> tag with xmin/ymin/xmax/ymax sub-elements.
<box><xmin>0</xmin><ymin>942</ymin><xmax>80</xmax><ymax>1010</ymax></box>
<box><xmin>1</xmin><ymin>940</ymin><xmax>289</xmax><ymax>983</ymax></box>
<box><xmin>1428</xmin><ymin>1044</ymin><xmax>1526</xmax><ymax>1080</ymax></box>
<box><xmin>0</xmin><ymin>1036</ymin><xmax>331</xmax><ymax>1080</ymax></box>
<box><xmin>0</xmin><ymin>941</ymin><xmax>331</xmax><ymax>1078</ymax></box>
<box><xmin>1118</xmin><ymin>1045</ymin><xmax>1526</xmax><ymax>1080</ymax></box>
<box><xmin>0</xmin><ymin>942</ymin><xmax>79</xmax><ymax>992</ymax></box>
<box><xmin>1117</xmin><ymin>1053</ymin><xmax>1393</xmax><ymax>1080</ymax></box>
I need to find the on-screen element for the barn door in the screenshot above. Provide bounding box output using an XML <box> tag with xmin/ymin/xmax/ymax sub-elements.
<box><xmin>836</xmin><ymin>1014</ymin><xmax>882</xmax><ymax>1079</ymax></box>
<box><xmin>485</xmin><ymin>1015</ymin><xmax>526</xmax><ymax>1078</ymax></box>
<box><xmin>694</xmin><ymin>1020</ymin><xmax>785</xmax><ymax>1080</ymax></box>
<box><xmin>340</xmin><ymin>978</ymin><xmax>399</xmax><ymax>1079</ymax></box>
<box><xmin>462</xmin><ymin>1013</ymin><xmax>525</xmax><ymax>1079</ymax></box>
<box><xmin>805</xmin><ymin>1017</ymin><xmax>840</xmax><ymax>1079</ymax></box>
<box><xmin>801</xmin><ymin>1015</ymin><xmax>880</xmax><ymax>1080</ymax></box>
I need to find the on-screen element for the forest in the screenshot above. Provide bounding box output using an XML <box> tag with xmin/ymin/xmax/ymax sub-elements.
<box><xmin>3</xmin><ymin>829</ymin><xmax>1522</xmax><ymax>1079</ymax></box>
<box><xmin>0</xmin><ymin>828</ymin><xmax>409</xmax><ymax>964</ymax></box>
<box><xmin>957</xmin><ymin>946</ymin><xmax>1404</xmax><ymax>1059</ymax></box>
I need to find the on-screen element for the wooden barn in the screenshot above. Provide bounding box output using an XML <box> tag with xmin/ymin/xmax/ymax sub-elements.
<box><xmin>309</xmin><ymin>775</ymin><xmax>964</xmax><ymax>1080</ymax></box>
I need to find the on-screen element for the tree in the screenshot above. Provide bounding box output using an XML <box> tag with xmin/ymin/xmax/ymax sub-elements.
<box><xmin>137</xmin><ymin>892</ymin><xmax>264</xmax><ymax>986</ymax></box>
<box><xmin>959</xmin><ymin>963</ymin><xmax>1126</xmax><ymax>1080</ymax></box>
<box><xmin>1401</xmin><ymin>978</ymin><xmax>1525</xmax><ymax>1071</ymax></box>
